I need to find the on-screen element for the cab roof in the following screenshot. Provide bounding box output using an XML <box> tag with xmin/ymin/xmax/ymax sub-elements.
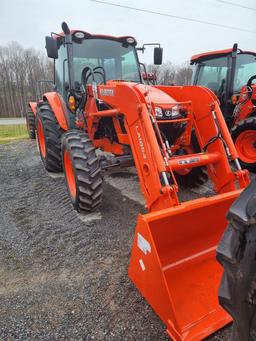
<box><xmin>53</xmin><ymin>30</ymin><xmax>137</xmax><ymax>47</ymax></box>
<box><xmin>191</xmin><ymin>48</ymin><xmax>256</xmax><ymax>64</ymax></box>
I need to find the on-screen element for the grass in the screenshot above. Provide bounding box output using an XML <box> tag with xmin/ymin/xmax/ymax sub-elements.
<box><xmin>0</xmin><ymin>124</ymin><xmax>28</xmax><ymax>144</ymax></box>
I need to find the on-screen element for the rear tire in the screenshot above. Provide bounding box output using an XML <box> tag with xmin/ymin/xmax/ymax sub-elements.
<box><xmin>174</xmin><ymin>132</ymin><xmax>208</xmax><ymax>187</ymax></box>
<box><xmin>231</xmin><ymin>117</ymin><xmax>256</xmax><ymax>172</ymax></box>
<box><xmin>26</xmin><ymin>110</ymin><xmax>36</xmax><ymax>139</ymax></box>
<box><xmin>36</xmin><ymin>102</ymin><xmax>63</xmax><ymax>172</ymax></box>
<box><xmin>62</xmin><ymin>130</ymin><xmax>103</xmax><ymax>213</ymax></box>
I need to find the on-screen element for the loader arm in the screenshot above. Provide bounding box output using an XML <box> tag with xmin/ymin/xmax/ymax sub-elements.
<box><xmin>92</xmin><ymin>82</ymin><xmax>248</xmax><ymax>209</ymax></box>
<box><xmin>90</xmin><ymin>82</ymin><xmax>180</xmax><ymax>211</ymax></box>
<box><xmin>157</xmin><ymin>85</ymin><xmax>251</xmax><ymax>189</ymax></box>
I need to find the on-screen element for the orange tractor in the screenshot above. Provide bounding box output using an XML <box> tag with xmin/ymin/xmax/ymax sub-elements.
<box><xmin>191</xmin><ymin>44</ymin><xmax>256</xmax><ymax>171</ymax></box>
<box><xmin>28</xmin><ymin>22</ymin><xmax>250</xmax><ymax>340</ymax></box>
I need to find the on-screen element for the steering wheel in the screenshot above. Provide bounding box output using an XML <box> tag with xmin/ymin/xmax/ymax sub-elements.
<box><xmin>247</xmin><ymin>75</ymin><xmax>256</xmax><ymax>87</ymax></box>
<box><xmin>81</xmin><ymin>66</ymin><xmax>106</xmax><ymax>86</ymax></box>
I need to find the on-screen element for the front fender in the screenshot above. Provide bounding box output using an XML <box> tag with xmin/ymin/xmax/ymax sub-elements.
<box><xmin>43</xmin><ymin>92</ymin><xmax>69</xmax><ymax>131</ymax></box>
<box><xmin>28</xmin><ymin>101</ymin><xmax>37</xmax><ymax>115</ymax></box>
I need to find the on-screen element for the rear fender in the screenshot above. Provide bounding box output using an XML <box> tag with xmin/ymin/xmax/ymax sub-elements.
<box><xmin>42</xmin><ymin>92</ymin><xmax>69</xmax><ymax>131</ymax></box>
<box><xmin>28</xmin><ymin>101</ymin><xmax>37</xmax><ymax>116</ymax></box>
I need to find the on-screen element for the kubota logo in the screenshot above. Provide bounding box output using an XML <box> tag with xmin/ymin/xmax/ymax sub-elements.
<box><xmin>135</xmin><ymin>125</ymin><xmax>146</xmax><ymax>159</ymax></box>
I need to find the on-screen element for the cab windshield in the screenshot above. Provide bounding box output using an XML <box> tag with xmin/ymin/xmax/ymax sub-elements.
<box><xmin>195</xmin><ymin>56</ymin><xmax>228</xmax><ymax>95</ymax></box>
<box><xmin>194</xmin><ymin>53</ymin><xmax>256</xmax><ymax>96</ymax></box>
<box><xmin>55</xmin><ymin>38</ymin><xmax>141</xmax><ymax>97</ymax></box>
<box><xmin>233</xmin><ymin>54</ymin><xmax>256</xmax><ymax>92</ymax></box>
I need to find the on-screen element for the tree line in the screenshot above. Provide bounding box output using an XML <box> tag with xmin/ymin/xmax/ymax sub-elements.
<box><xmin>0</xmin><ymin>42</ymin><xmax>192</xmax><ymax>118</ymax></box>
<box><xmin>148</xmin><ymin>61</ymin><xmax>193</xmax><ymax>86</ymax></box>
<box><xmin>0</xmin><ymin>42</ymin><xmax>52</xmax><ymax>118</ymax></box>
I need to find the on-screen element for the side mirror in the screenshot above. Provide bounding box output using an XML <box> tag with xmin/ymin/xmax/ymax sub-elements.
<box><xmin>45</xmin><ymin>36</ymin><xmax>58</xmax><ymax>59</ymax></box>
<box><xmin>154</xmin><ymin>47</ymin><xmax>163</xmax><ymax>65</ymax></box>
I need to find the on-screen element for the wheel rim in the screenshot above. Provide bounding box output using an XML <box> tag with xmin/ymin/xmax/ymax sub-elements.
<box><xmin>64</xmin><ymin>150</ymin><xmax>77</xmax><ymax>198</ymax></box>
<box><xmin>235</xmin><ymin>130</ymin><xmax>256</xmax><ymax>164</ymax></box>
<box><xmin>37</xmin><ymin>119</ymin><xmax>46</xmax><ymax>158</ymax></box>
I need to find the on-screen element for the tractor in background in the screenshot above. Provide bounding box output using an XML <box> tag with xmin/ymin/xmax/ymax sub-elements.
<box><xmin>27</xmin><ymin>22</ymin><xmax>251</xmax><ymax>340</ymax></box>
<box><xmin>191</xmin><ymin>44</ymin><xmax>256</xmax><ymax>171</ymax></box>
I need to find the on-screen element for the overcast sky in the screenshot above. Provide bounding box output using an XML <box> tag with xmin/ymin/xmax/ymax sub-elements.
<box><xmin>1</xmin><ymin>0</ymin><xmax>255</xmax><ymax>64</ymax></box>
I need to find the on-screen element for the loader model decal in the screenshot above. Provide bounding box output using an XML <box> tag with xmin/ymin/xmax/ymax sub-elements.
<box><xmin>139</xmin><ymin>259</ymin><xmax>146</xmax><ymax>271</ymax></box>
<box><xmin>137</xmin><ymin>233</ymin><xmax>151</xmax><ymax>255</ymax></box>
<box><xmin>178</xmin><ymin>157</ymin><xmax>200</xmax><ymax>165</ymax></box>
<box><xmin>135</xmin><ymin>125</ymin><xmax>147</xmax><ymax>160</ymax></box>
<box><xmin>100</xmin><ymin>88</ymin><xmax>115</xmax><ymax>96</ymax></box>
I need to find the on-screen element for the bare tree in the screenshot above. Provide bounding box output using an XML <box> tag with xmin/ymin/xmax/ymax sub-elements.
<box><xmin>147</xmin><ymin>61</ymin><xmax>193</xmax><ymax>86</ymax></box>
<box><xmin>175</xmin><ymin>62</ymin><xmax>193</xmax><ymax>85</ymax></box>
<box><xmin>0</xmin><ymin>42</ymin><xmax>52</xmax><ymax>118</ymax></box>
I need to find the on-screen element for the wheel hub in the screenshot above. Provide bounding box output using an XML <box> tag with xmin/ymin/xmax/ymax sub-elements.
<box><xmin>235</xmin><ymin>129</ymin><xmax>256</xmax><ymax>164</ymax></box>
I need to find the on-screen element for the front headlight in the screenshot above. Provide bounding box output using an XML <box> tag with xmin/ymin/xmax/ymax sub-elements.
<box><xmin>155</xmin><ymin>106</ymin><xmax>163</xmax><ymax>118</ymax></box>
<box><xmin>171</xmin><ymin>105</ymin><xmax>180</xmax><ymax>117</ymax></box>
<box><xmin>155</xmin><ymin>105</ymin><xmax>188</xmax><ymax>119</ymax></box>
<box><xmin>165</xmin><ymin>105</ymin><xmax>180</xmax><ymax>118</ymax></box>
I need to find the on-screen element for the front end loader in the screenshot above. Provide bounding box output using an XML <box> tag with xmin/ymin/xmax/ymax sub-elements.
<box><xmin>35</xmin><ymin>22</ymin><xmax>251</xmax><ymax>340</ymax></box>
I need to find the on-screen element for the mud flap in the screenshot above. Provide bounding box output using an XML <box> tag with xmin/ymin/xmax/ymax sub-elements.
<box><xmin>129</xmin><ymin>190</ymin><xmax>242</xmax><ymax>341</ymax></box>
<box><xmin>217</xmin><ymin>179</ymin><xmax>256</xmax><ymax>341</ymax></box>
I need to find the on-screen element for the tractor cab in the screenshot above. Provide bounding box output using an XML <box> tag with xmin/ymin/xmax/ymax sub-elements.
<box><xmin>191</xmin><ymin>44</ymin><xmax>256</xmax><ymax>126</ymax></box>
<box><xmin>45</xmin><ymin>26</ymin><xmax>162</xmax><ymax>102</ymax></box>
<box><xmin>55</xmin><ymin>32</ymin><xmax>141</xmax><ymax>99</ymax></box>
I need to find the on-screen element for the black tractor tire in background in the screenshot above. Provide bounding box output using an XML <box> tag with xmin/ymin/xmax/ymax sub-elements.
<box><xmin>62</xmin><ymin>130</ymin><xmax>103</xmax><ymax>213</ymax></box>
<box><xmin>174</xmin><ymin>132</ymin><xmax>208</xmax><ymax>187</ymax></box>
<box><xmin>217</xmin><ymin>179</ymin><xmax>256</xmax><ymax>341</ymax></box>
<box><xmin>26</xmin><ymin>110</ymin><xmax>36</xmax><ymax>139</ymax></box>
<box><xmin>231</xmin><ymin>117</ymin><xmax>256</xmax><ymax>172</ymax></box>
<box><xmin>36</xmin><ymin>102</ymin><xmax>63</xmax><ymax>172</ymax></box>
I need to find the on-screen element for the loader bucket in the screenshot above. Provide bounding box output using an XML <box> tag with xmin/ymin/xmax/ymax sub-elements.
<box><xmin>128</xmin><ymin>190</ymin><xmax>243</xmax><ymax>341</ymax></box>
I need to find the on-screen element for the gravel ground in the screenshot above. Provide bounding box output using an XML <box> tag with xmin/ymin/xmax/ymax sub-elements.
<box><xmin>0</xmin><ymin>140</ymin><xmax>237</xmax><ymax>340</ymax></box>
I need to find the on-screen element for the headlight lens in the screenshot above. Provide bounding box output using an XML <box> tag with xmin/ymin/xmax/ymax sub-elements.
<box><xmin>155</xmin><ymin>107</ymin><xmax>163</xmax><ymax>118</ymax></box>
<box><xmin>170</xmin><ymin>105</ymin><xmax>180</xmax><ymax>118</ymax></box>
<box><xmin>155</xmin><ymin>105</ymin><xmax>187</xmax><ymax>119</ymax></box>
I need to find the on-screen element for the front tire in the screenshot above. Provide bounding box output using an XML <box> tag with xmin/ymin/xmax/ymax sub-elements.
<box><xmin>231</xmin><ymin>117</ymin><xmax>256</xmax><ymax>172</ymax></box>
<box><xmin>62</xmin><ymin>130</ymin><xmax>103</xmax><ymax>213</ymax></box>
<box><xmin>26</xmin><ymin>110</ymin><xmax>36</xmax><ymax>139</ymax></box>
<box><xmin>36</xmin><ymin>102</ymin><xmax>63</xmax><ymax>172</ymax></box>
